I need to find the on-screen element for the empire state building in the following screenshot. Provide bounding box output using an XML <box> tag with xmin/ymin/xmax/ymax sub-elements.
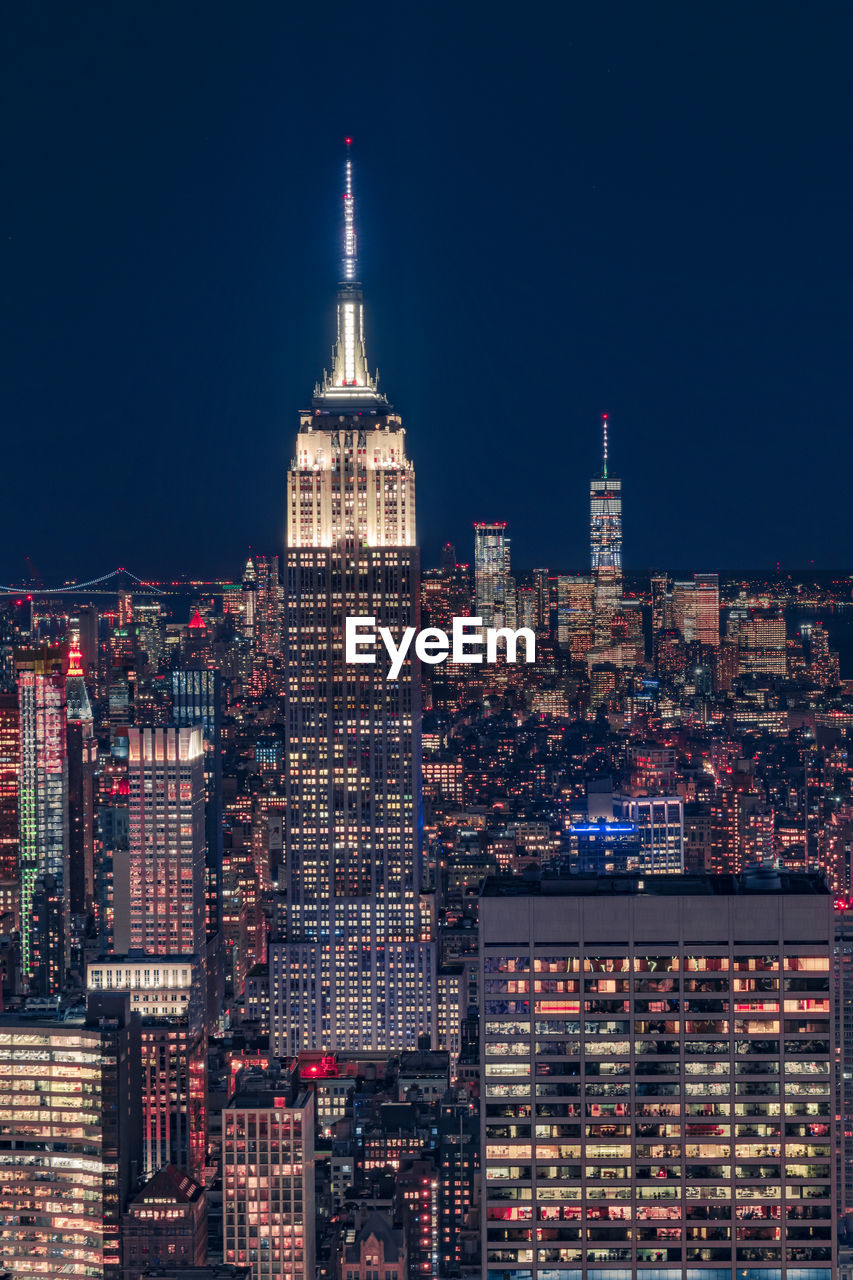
<box><xmin>270</xmin><ymin>142</ymin><xmax>436</xmax><ymax>1054</ymax></box>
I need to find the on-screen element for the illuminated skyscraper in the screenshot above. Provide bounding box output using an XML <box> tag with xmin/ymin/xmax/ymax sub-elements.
<box><xmin>15</xmin><ymin>645</ymin><xmax>69</xmax><ymax>987</ymax></box>
<box><xmin>66</xmin><ymin>633</ymin><xmax>96</xmax><ymax>916</ymax></box>
<box><xmin>172</xmin><ymin>674</ymin><xmax>223</xmax><ymax>915</ymax></box>
<box><xmin>127</xmin><ymin>726</ymin><xmax>206</xmax><ymax>957</ymax></box>
<box><xmin>273</xmin><ymin>141</ymin><xmax>435</xmax><ymax>1054</ymax></box>
<box><xmin>590</xmin><ymin>413</ymin><xmax>622</xmax><ymax>642</ymax></box>
<box><xmin>88</xmin><ymin>956</ymin><xmax>207</xmax><ymax>1179</ymax></box>
<box><xmin>0</xmin><ymin>992</ymin><xmax>141</xmax><ymax>1279</ymax></box>
<box><xmin>670</xmin><ymin>573</ymin><xmax>720</xmax><ymax>647</ymax></box>
<box><xmin>474</xmin><ymin>522</ymin><xmax>515</xmax><ymax>629</ymax></box>
<box><xmin>556</xmin><ymin>574</ymin><xmax>595</xmax><ymax>659</ymax></box>
<box><xmin>120</xmin><ymin>727</ymin><xmax>209</xmax><ymax>1176</ymax></box>
<box><xmin>0</xmin><ymin>692</ymin><xmax>18</xmax><ymax>931</ymax></box>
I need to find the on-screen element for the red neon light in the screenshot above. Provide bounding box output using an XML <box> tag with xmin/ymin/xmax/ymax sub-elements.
<box><xmin>67</xmin><ymin>640</ymin><xmax>84</xmax><ymax>678</ymax></box>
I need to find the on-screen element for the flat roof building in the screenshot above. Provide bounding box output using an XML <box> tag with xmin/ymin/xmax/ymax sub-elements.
<box><xmin>479</xmin><ymin>871</ymin><xmax>835</xmax><ymax>1280</ymax></box>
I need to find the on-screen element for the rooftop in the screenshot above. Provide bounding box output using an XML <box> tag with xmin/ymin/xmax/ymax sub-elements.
<box><xmin>128</xmin><ymin>1164</ymin><xmax>204</xmax><ymax>1207</ymax></box>
<box><xmin>481</xmin><ymin>869</ymin><xmax>830</xmax><ymax>899</ymax></box>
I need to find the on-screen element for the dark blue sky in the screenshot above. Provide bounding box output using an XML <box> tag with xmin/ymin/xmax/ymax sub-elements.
<box><xmin>3</xmin><ymin>1</ymin><xmax>852</xmax><ymax>582</ymax></box>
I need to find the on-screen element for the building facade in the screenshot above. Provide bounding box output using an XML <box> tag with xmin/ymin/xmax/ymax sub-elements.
<box><xmin>273</xmin><ymin>141</ymin><xmax>435</xmax><ymax>1054</ymax></box>
<box><xmin>223</xmin><ymin>1078</ymin><xmax>315</xmax><ymax>1280</ymax></box>
<box><xmin>15</xmin><ymin>646</ymin><xmax>69</xmax><ymax>987</ymax></box>
<box><xmin>121</xmin><ymin>1164</ymin><xmax>207</xmax><ymax>1278</ymax></box>
<box><xmin>475</xmin><ymin>523</ymin><xmax>515</xmax><ymax>631</ymax></box>
<box><xmin>589</xmin><ymin>416</ymin><xmax>622</xmax><ymax>644</ymax></box>
<box><xmin>88</xmin><ymin>955</ymin><xmax>207</xmax><ymax>1178</ymax></box>
<box><xmin>480</xmin><ymin>871</ymin><xmax>835</xmax><ymax>1280</ymax></box>
<box><xmin>0</xmin><ymin>993</ymin><xmax>140</xmax><ymax>1278</ymax></box>
<box><xmin>127</xmin><ymin>726</ymin><xmax>206</xmax><ymax>958</ymax></box>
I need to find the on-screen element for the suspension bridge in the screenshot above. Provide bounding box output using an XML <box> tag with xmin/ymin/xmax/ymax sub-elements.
<box><xmin>0</xmin><ymin>568</ymin><xmax>233</xmax><ymax>598</ymax></box>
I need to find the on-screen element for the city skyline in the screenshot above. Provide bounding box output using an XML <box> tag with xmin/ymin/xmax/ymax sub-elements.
<box><xmin>2</xmin><ymin>8</ymin><xmax>853</xmax><ymax>1278</ymax></box>
<box><xmin>4</xmin><ymin>5</ymin><xmax>853</xmax><ymax>578</ymax></box>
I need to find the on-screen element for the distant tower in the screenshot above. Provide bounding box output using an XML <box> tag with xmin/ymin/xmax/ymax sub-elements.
<box><xmin>241</xmin><ymin>556</ymin><xmax>257</xmax><ymax>641</ymax></box>
<box><xmin>590</xmin><ymin>413</ymin><xmax>623</xmax><ymax>642</ymax></box>
<box><xmin>66</xmin><ymin>632</ymin><xmax>96</xmax><ymax>917</ymax></box>
<box><xmin>474</xmin><ymin>522</ymin><xmax>515</xmax><ymax>629</ymax></box>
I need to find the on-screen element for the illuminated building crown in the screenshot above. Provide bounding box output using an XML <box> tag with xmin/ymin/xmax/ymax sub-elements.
<box><xmin>314</xmin><ymin>138</ymin><xmax>387</xmax><ymax>411</ymax></box>
<box><xmin>66</xmin><ymin>632</ymin><xmax>93</xmax><ymax>724</ymax></box>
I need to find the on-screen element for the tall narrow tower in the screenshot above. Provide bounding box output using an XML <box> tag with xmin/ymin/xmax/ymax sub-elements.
<box><xmin>474</xmin><ymin>522</ymin><xmax>515</xmax><ymax>630</ymax></box>
<box><xmin>590</xmin><ymin>412</ymin><xmax>623</xmax><ymax>643</ymax></box>
<box><xmin>15</xmin><ymin>645</ymin><xmax>69</xmax><ymax>987</ymax></box>
<box><xmin>272</xmin><ymin>141</ymin><xmax>435</xmax><ymax>1054</ymax></box>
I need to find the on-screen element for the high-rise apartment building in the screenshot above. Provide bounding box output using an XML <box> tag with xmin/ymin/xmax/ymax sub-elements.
<box><xmin>273</xmin><ymin>141</ymin><xmax>435</xmax><ymax>1054</ymax></box>
<box><xmin>0</xmin><ymin>992</ymin><xmax>141</xmax><ymax>1279</ymax></box>
<box><xmin>128</xmin><ymin>726</ymin><xmax>206</xmax><ymax>957</ymax></box>
<box><xmin>223</xmin><ymin>1075</ymin><xmax>315</xmax><ymax>1280</ymax></box>
<box><xmin>67</xmin><ymin>633</ymin><xmax>96</xmax><ymax>916</ymax></box>
<box><xmin>0</xmin><ymin>692</ymin><xmax>18</xmax><ymax>931</ymax></box>
<box><xmin>480</xmin><ymin>871</ymin><xmax>835</xmax><ymax>1280</ymax></box>
<box><xmin>590</xmin><ymin>415</ymin><xmax>622</xmax><ymax>643</ymax></box>
<box><xmin>475</xmin><ymin>523</ymin><xmax>516</xmax><ymax>630</ymax></box>
<box><xmin>15</xmin><ymin>645</ymin><xmax>69</xmax><ymax>987</ymax></box>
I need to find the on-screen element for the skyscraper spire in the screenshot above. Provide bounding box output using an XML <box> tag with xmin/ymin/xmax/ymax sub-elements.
<box><xmin>602</xmin><ymin>412</ymin><xmax>609</xmax><ymax>480</ymax></box>
<box><xmin>314</xmin><ymin>137</ymin><xmax>385</xmax><ymax>409</ymax></box>
<box><xmin>342</xmin><ymin>136</ymin><xmax>357</xmax><ymax>282</ymax></box>
<box><xmin>66</xmin><ymin>631</ymin><xmax>92</xmax><ymax>724</ymax></box>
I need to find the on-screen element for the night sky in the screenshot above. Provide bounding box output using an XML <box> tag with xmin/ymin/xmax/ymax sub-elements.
<box><xmin>3</xmin><ymin>2</ymin><xmax>852</xmax><ymax>582</ymax></box>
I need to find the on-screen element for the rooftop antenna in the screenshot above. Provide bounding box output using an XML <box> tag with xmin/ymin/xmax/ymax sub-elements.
<box><xmin>601</xmin><ymin>413</ymin><xmax>609</xmax><ymax>480</ymax></box>
<box><xmin>342</xmin><ymin>136</ymin><xmax>357</xmax><ymax>281</ymax></box>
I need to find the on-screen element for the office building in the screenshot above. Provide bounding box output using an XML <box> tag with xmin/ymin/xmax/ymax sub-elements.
<box><xmin>615</xmin><ymin>794</ymin><xmax>685</xmax><ymax>874</ymax></box>
<box><xmin>88</xmin><ymin>955</ymin><xmax>207</xmax><ymax>1178</ymax></box>
<box><xmin>670</xmin><ymin>575</ymin><xmax>720</xmax><ymax>647</ymax></box>
<box><xmin>475</xmin><ymin>523</ymin><xmax>516</xmax><ymax>630</ymax></box>
<box><xmin>0</xmin><ymin>992</ymin><xmax>141</xmax><ymax>1278</ymax></box>
<box><xmin>556</xmin><ymin>576</ymin><xmax>595</xmax><ymax>660</ymax></box>
<box><xmin>480</xmin><ymin>870</ymin><xmax>834</xmax><ymax>1280</ymax></box>
<box><xmin>274</xmin><ymin>140</ymin><xmax>435</xmax><ymax>1054</ymax></box>
<box><xmin>835</xmin><ymin>903</ymin><xmax>853</xmax><ymax>1237</ymax></box>
<box><xmin>128</xmin><ymin>725</ymin><xmax>206</xmax><ymax>958</ymax></box>
<box><xmin>171</xmin><ymin>668</ymin><xmax>225</xmax><ymax>1022</ymax></box>
<box><xmin>15</xmin><ymin>645</ymin><xmax>69</xmax><ymax>988</ymax></box>
<box><xmin>223</xmin><ymin>1074</ymin><xmax>314</xmax><ymax>1280</ymax></box>
<box><xmin>590</xmin><ymin>415</ymin><xmax>622</xmax><ymax>643</ymax></box>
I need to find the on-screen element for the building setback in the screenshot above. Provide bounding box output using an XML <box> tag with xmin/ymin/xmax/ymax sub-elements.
<box><xmin>273</xmin><ymin>140</ymin><xmax>434</xmax><ymax>1054</ymax></box>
